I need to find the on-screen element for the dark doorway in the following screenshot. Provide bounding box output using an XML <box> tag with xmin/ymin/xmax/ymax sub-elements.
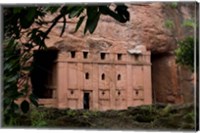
<box><xmin>83</xmin><ymin>92</ymin><xmax>90</xmax><ymax>109</ymax></box>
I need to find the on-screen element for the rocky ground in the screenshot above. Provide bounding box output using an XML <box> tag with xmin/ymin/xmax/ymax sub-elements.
<box><xmin>7</xmin><ymin>103</ymin><xmax>196</xmax><ymax>131</ymax></box>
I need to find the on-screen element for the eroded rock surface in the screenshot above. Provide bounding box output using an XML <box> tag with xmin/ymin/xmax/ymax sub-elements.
<box><xmin>44</xmin><ymin>2</ymin><xmax>195</xmax><ymax>104</ymax></box>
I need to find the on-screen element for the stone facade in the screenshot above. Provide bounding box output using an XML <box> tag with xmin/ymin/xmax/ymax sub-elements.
<box><xmin>33</xmin><ymin>44</ymin><xmax>152</xmax><ymax>110</ymax></box>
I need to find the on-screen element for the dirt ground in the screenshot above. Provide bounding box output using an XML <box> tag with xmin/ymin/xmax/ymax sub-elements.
<box><xmin>9</xmin><ymin>103</ymin><xmax>196</xmax><ymax>131</ymax></box>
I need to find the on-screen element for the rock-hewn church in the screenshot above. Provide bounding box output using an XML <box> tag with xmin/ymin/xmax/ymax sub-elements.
<box><xmin>31</xmin><ymin>42</ymin><xmax>152</xmax><ymax>110</ymax></box>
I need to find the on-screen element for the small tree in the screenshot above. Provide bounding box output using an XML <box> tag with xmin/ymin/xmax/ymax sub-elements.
<box><xmin>175</xmin><ymin>36</ymin><xmax>198</xmax><ymax>72</ymax></box>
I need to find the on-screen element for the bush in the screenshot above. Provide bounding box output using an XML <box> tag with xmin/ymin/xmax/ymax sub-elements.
<box><xmin>30</xmin><ymin>108</ymin><xmax>47</xmax><ymax>127</ymax></box>
<box><xmin>175</xmin><ymin>36</ymin><xmax>198</xmax><ymax>72</ymax></box>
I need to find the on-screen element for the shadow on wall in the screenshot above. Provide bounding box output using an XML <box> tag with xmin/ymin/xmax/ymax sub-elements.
<box><xmin>151</xmin><ymin>53</ymin><xmax>194</xmax><ymax>104</ymax></box>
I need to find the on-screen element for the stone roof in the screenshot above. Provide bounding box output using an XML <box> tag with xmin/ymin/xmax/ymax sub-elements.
<box><xmin>52</xmin><ymin>36</ymin><xmax>133</xmax><ymax>53</ymax></box>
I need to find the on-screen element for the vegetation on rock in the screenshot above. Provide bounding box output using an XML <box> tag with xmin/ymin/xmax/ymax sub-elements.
<box><xmin>175</xmin><ymin>36</ymin><xmax>198</xmax><ymax>72</ymax></box>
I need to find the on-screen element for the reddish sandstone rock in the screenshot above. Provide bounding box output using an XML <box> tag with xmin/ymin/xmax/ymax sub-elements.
<box><xmin>42</xmin><ymin>3</ymin><xmax>195</xmax><ymax>104</ymax></box>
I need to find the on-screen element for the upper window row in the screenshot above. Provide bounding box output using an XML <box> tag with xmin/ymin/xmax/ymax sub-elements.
<box><xmin>85</xmin><ymin>72</ymin><xmax>121</xmax><ymax>81</ymax></box>
<box><xmin>70</xmin><ymin>51</ymin><xmax>123</xmax><ymax>60</ymax></box>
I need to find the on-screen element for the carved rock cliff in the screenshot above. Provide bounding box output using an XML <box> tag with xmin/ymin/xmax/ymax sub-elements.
<box><xmin>44</xmin><ymin>2</ymin><xmax>196</xmax><ymax>104</ymax></box>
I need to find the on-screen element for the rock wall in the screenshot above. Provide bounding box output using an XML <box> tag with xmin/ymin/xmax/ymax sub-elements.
<box><xmin>44</xmin><ymin>2</ymin><xmax>196</xmax><ymax>104</ymax></box>
<box><xmin>151</xmin><ymin>53</ymin><xmax>183</xmax><ymax>104</ymax></box>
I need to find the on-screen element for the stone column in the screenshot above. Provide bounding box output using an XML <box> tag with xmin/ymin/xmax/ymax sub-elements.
<box><xmin>143</xmin><ymin>64</ymin><xmax>152</xmax><ymax>105</ymax></box>
<box><xmin>92</xmin><ymin>63</ymin><xmax>99</xmax><ymax>110</ymax></box>
<box><xmin>56</xmin><ymin>53</ymin><xmax>68</xmax><ymax>109</ymax></box>
<box><xmin>77</xmin><ymin>62</ymin><xmax>83</xmax><ymax>109</ymax></box>
<box><xmin>126</xmin><ymin>64</ymin><xmax>133</xmax><ymax>107</ymax></box>
<box><xmin>109</xmin><ymin>64</ymin><xmax>116</xmax><ymax>109</ymax></box>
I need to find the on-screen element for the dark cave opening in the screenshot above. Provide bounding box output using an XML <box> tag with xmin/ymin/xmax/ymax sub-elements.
<box><xmin>30</xmin><ymin>49</ymin><xmax>58</xmax><ymax>98</ymax></box>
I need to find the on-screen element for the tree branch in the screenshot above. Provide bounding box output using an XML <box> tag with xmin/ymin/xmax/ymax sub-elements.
<box><xmin>39</xmin><ymin>13</ymin><xmax>63</xmax><ymax>49</ymax></box>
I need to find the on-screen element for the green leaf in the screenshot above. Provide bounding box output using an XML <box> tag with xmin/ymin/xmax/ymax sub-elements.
<box><xmin>20</xmin><ymin>17</ymin><xmax>32</xmax><ymax>29</ymax></box>
<box><xmin>75</xmin><ymin>16</ymin><xmax>85</xmax><ymax>32</ymax></box>
<box><xmin>115</xmin><ymin>5</ymin><xmax>130</xmax><ymax>23</ymax></box>
<box><xmin>29</xmin><ymin>93</ymin><xmax>39</xmax><ymax>107</ymax></box>
<box><xmin>87</xmin><ymin>6</ymin><xmax>98</xmax><ymax>19</ymax></box>
<box><xmin>24</xmin><ymin>43</ymin><xmax>34</xmax><ymax>49</ymax></box>
<box><xmin>3</xmin><ymin>98</ymin><xmax>11</xmax><ymax>108</ymax></box>
<box><xmin>4</xmin><ymin>84</ymin><xmax>11</xmax><ymax>91</ymax></box>
<box><xmin>99</xmin><ymin>6</ymin><xmax>110</xmax><ymax>15</ymax></box>
<box><xmin>60</xmin><ymin>6</ymin><xmax>70</xmax><ymax>15</ymax></box>
<box><xmin>99</xmin><ymin>5</ymin><xmax>129</xmax><ymax>23</ymax></box>
<box><xmin>182</xmin><ymin>19</ymin><xmax>195</xmax><ymax>28</ymax></box>
<box><xmin>45</xmin><ymin>6</ymin><xmax>59</xmax><ymax>14</ymax></box>
<box><xmin>26</xmin><ymin>8</ymin><xmax>37</xmax><ymax>22</ymax></box>
<box><xmin>6</xmin><ymin>75</ymin><xmax>18</xmax><ymax>83</ymax></box>
<box><xmin>175</xmin><ymin>36</ymin><xmax>196</xmax><ymax>72</ymax></box>
<box><xmin>84</xmin><ymin>6</ymin><xmax>100</xmax><ymax>34</ymax></box>
<box><xmin>4</xmin><ymin>63</ymin><xmax>12</xmax><ymax>71</ymax></box>
<box><xmin>13</xmin><ymin>7</ymin><xmax>23</xmax><ymax>14</ymax></box>
<box><xmin>11</xmin><ymin>102</ymin><xmax>19</xmax><ymax>111</ymax></box>
<box><xmin>170</xmin><ymin>2</ymin><xmax>178</xmax><ymax>9</ymax></box>
<box><xmin>69</xmin><ymin>7</ymin><xmax>84</xmax><ymax>18</ymax></box>
<box><xmin>165</xmin><ymin>19</ymin><xmax>174</xmax><ymax>29</ymax></box>
<box><xmin>20</xmin><ymin>100</ymin><xmax>30</xmax><ymax>113</ymax></box>
<box><xmin>88</xmin><ymin>12</ymin><xmax>100</xmax><ymax>34</ymax></box>
<box><xmin>19</xmin><ymin>8</ymin><xmax>37</xmax><ymax>29</ymax></box>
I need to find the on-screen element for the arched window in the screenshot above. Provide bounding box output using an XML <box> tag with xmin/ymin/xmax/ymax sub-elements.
<box><xmin>117</xmin><ymin>74</ymin><xmax>121</xmax><ymax>80</ymax></box>
<box><xmin>101</xmin><ymin>73</ymin><xmax>105</xmax><ymax>80</ymax></box>
<box><xmin>85</xmin><ymin>72</ymin><xmax>89</xmax><ymax>79</ymax></box>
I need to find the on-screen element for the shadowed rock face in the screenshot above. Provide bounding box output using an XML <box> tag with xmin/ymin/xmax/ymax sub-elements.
<box><xmin>44</xmin><ymin>2</ymin><xmax>195</xmax><ymax>104</ymax></box>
